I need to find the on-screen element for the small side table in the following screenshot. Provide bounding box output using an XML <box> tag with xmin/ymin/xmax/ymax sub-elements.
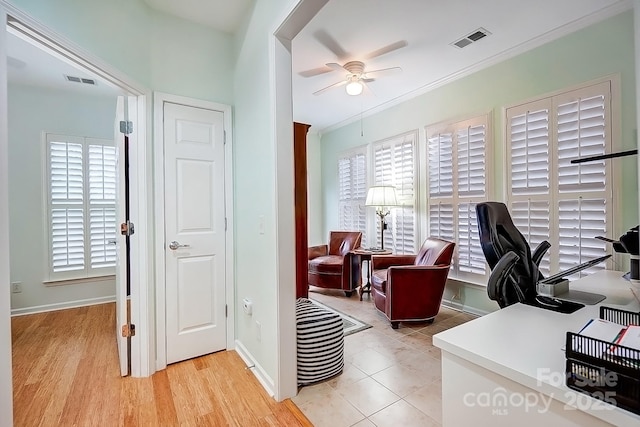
<box><xmin>352</xmin><ymin>249</ymin><xmax>392</xmax><ymax>301</ymax></box>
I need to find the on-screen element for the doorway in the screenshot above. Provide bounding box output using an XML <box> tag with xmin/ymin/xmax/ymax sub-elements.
<box><xmin>163</xmin><ymin>101</ymin><xmax>227</xmax><ymax>364</ymax></box>
<box><xmin>0</xmin><ymin>8</ymin><xmax>149</xmax><ymax>398</ymax></box>
<box><xmin>153</xmin><ymin>92</ymin><xmax>234</xmax><ymax>371</ymax></box>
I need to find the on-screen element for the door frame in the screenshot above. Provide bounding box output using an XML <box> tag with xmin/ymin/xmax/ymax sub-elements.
<box><xmin>153</xmin><ymin>92</ymin><xmax>235</xmax><ymax>371</ymax></box>
<box><xmin>269</xmin><ymin>0</ymin><xmax>329</xmax><ymax>400</ymax></box>
<box><xmin>0</xmin><ymin>1</ymin><xmax>152</xmax><ymax>385</ymax></box>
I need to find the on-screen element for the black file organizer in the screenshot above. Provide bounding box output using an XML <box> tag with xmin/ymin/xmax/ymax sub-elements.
<box><xmin>565</xmin><ymin>306</ymin><xmax>640</xmax><ymax>416</ymax></box>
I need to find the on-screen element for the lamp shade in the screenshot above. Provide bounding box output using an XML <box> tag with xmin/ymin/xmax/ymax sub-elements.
<box><xmin>345</xmin><ymin>79</ymin><xmax>363</xmax><ymax>96</ymax></box>
<box><xmin>365</xmin><ymin>185</ymin><xmax>398</xmax><ymax>207</ymax></box>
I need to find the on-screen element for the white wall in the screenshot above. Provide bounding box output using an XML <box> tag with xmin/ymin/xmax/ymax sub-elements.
<box><xmin>232</xmin><ymin>0</ymin><xmax>287</xmax><ymax>393</ymax></box>
<box><xmin>149</xmin><ymin>10</ymin><xmax>235</xmax><ymax>105</ymax></box>
<box><xmin>8</xmin><ymin>84</ymin><xmax>117</xmax><ymax>313</ymax></box>
<box><xmin>232</xmin><ymin>0</ymin><xmax>328</xmax><ymax>398</ymax></box>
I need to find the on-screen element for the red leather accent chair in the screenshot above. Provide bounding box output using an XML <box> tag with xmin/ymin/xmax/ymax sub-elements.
<box><xmin>308</xmin><ymin>231</ymin><xmax>362</xmax><ymax>297</ymax></box>
<box><xmin>370</xmin><ymin>237</ymin><xmax>455</xmax><ymax>329</ymax></box>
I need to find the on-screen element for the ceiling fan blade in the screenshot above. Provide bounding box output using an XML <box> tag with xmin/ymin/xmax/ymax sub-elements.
<box><xmin>326</xmin><ymin>62</ymin><xmax>348</xmax><ymax>72</ymax></box>
<box><xmin>314</xmin><ymin>29</ymin><xmax>350</xmax><ymax>61</ymax></box>
<box><xmin>364</xmin><ymin>40</ymin><xmax>408</xmax><ymax>60</ymax></box>
<box><xmin>298</xmin><ymin>66</ymin><xmax>333</xmax><ymax>78</ymax></box>
<box><xmin>364</xmin><ymin>67</ymin><xmax>402</xmax><ymax>78</ymax></box>
<box><xmin>361</xmin><ymin>80</ymin><xmax>375</xmax><ymax>96</ymax></box>
<box><xmin>313</xmin><ymin>79</ymin><xmax>347</xmax><ymax>96</ymax></box>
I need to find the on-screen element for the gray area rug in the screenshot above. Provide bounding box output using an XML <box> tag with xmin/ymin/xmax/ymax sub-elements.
<box><xmin>310</xmin><ymin>299</ymin><xmax>372</xmax><ymax>336</ymax></box>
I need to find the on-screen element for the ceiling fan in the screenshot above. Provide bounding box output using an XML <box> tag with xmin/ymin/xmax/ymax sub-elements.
<box><xmin>313</xmin><ymin>60</ymin><xmax>402</xmax><ymax>96</ymax></box>
<box><xmin>300</xmin><ymin>31</ymin><xmax>408</xmax><ymax>96</ymax></box>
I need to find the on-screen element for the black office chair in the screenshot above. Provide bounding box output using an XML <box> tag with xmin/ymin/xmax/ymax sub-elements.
<box><xmin>475</xmin><ymin>202</ymin><xmax>550</xmax><ymax>308</ymax></box>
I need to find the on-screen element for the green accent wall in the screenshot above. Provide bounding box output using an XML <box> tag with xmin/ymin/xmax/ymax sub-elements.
<box><xmin>318</xmin><ymin>11</ymin><xmax>638</xmax><ymax>315</ymax></box>
<box><xmin>7</xmin><ymin>0</ymin><xmax>235</xmax><ymax>103</ymax></box>
<box><xmin>8</xmin><ymin>84</ymin><xmax>117</xmax><ymax>311</ymax></box>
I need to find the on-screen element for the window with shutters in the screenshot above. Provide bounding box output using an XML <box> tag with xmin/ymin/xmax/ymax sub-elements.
<box><xmin>371</xmin><ymin>131</ymin><xmax>417</xmax><ymax>254</ymax></box>
<box><xmin>426</xmin><ymin>115</ymin><xmax>489</xmax><ymax>281</ymax></box>
<box><xmin>46</xmin><ymin>134</ymin><xmax>116</xmax><ymax>281</ymax></box>
<box><xmin>338</xmin><ymin>147</ymin><xmax>368</xmax><ymax>246</ymax></box>
<box><xmin>506</xmin><ymin>80</ymin><xmax>613</xmax><ymax>278</ymax></box>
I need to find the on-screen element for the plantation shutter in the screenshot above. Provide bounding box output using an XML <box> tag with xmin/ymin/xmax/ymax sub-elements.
<box><xmin>506</xmin><ymin>80</ymin><xmax>612</xmax><ymax>277</ymax></box>
<box><xmin>373</xmin><ymin>144</ymin><xmax>391</xmax><ymax>250</ymax></box>
<box><xmin>557</xmin><ymin>94</ymin><xmax>607</xmax><ymax>193</ymax></box>
<box><xmin>51</xmin><ymin>208</ymin><xmax>84</xmax><ymax>272</ymax></box>
<box><xmin>555</xmin><ymin>87</ymin><xmax>609</xmax><ymax>276</ymax></box>
<box><xmin>427</xmin><ymin>132</ymin><xmax>455</xmax><ymax>252</ymax></box>
<box><xmin>88</xmin><ymin>143</ymin><xmax>117</xmax><ymax>268</ymax></box>
<box><xmin>427</xmin><ymin>115</ymin><xmax>489</xmax><ymax>281</ymax></box>
<box><xmin>509</xmin><ymin>106</ymin><xmax>550</xmax><ymax>195</ymax></box>
<box><xmin>338</xmin><ymin>149</ymin><xmax>368</xmax><ymax>246</ymax></box>
<box><xmin>427</xmin><ymin>132</ymin><xmax>453</xmax><ymax>197</ymax></box>
<box><xmin>391</xmin><ymin>137</ymin><xmax>416</xmax><ymax>253</ymax></box>
<box><xmin>372</xmin><ymin>132</ymin><xmax>417</xmax><ymax>254</ymax></box>
<box><xmin>455</xmin><ymin>122</ymin><xmax>487</xmax><ymax>276</ymax></box>
<box><xmin>457</xmin><ymin>124</ymin><xmax>486</xmax><ymax>197</ymax></box>
<box><xmin>457</xmin><ymin>203</ymin><xmax>485</xmax><ymax>275</ymax></box>
<box><xmin>49</xmin><ymin>140</ymin><xmax>85</xmax><ymax>272</ymax></box>
<box><xmin>47</xmin><ymin>135</ymin><xmax>116</xmax><ymax>280</ymax></box>
<box><xmin>511</xmin><ymin>200</ymin><xmax>551</xmax><ymax>276</ymax></box>
<box><xmin>428</xmin><ymin>203</ymin><xmax>454</xmax><ymax>242</ymax></box>
<box><xmin>507</xmin><ymin>101</ymin><xmax>552</xmax><ymax>275</ymax></box>
<box><xmin>558</xmin><ymin>198</ymin><xmax>608</xmax><ymax>274</ymax></box>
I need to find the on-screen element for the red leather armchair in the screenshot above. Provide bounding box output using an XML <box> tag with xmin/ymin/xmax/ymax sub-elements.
<box><xmin>308</xmin><ymin>231</ymin><xmax>362</xmax><ymax>297</ymax></box>
<box><xmin>370</xmin><ymin>237</ymin><xmax>455</xmax><ymax>329</ymax></box>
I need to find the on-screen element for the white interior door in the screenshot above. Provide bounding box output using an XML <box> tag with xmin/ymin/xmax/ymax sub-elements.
<box><xmin>164</xmin><ymin>102</ymin><xmax>227</xmax><ymax>364</ymax></box>
<box><xmin>114</xmin><ymin>96</ymin><xmax>128</xmax><ymax>376</ymax></box>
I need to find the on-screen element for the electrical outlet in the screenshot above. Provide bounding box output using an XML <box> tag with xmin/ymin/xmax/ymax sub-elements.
<box><xmin>256</xmin><ymin>320</ymin><xmax>261</xmax><ymax>342</ymax></box>
<box><xmin>11</xmin><ymin>282</ymin><xmax>22</xmax><ymax>294</ymax></box>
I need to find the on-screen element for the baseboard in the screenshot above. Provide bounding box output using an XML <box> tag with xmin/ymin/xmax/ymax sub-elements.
<box><xmin>10</xmin><ymin>295</ymin><xmax>116</xmax><ymax>317</ymax></box>
<box><xmin>441</xmin><ymin>299</ymin><xmax>491</xmax><ymax>318</ymax></box>
<box><xmin>234</xmin><ymin>340</ymin><xmax>275</xmax><ymax>397</ymax></box>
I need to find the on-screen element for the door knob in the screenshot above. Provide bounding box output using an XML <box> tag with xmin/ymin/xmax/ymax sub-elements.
<box><xmin>169</xmin><ymin>241</ymin><xmax>190</xmax><ymax>250</ymax></box>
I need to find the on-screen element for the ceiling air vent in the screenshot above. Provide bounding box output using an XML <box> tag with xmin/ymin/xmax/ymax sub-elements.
<box><xmin>65</xmin><ymin>75</ymin><xmax>97</xmax><ymax>85</ymax></box>
<box><xmin>452</xmin><ymin>28</ymin><xmax>491</xmax><ymax>49</ymax></box>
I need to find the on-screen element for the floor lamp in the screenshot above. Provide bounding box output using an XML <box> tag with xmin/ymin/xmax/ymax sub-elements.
<box><xmin>365</xmin><ymin>185</ymin><xmax>399</xmax><ymax>250</ymax></box>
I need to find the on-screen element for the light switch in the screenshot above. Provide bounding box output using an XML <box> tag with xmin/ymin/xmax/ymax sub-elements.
<box><xmin>259</xmin><ymin>215</ymin><xmax>265</xmax><ymax>235</ymax></box>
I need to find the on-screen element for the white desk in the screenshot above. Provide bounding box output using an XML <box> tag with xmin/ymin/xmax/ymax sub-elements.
<box><xmin>433</xmin><ymin>271</ymin><xmax>640</xmax><ymax>427</ymax></box>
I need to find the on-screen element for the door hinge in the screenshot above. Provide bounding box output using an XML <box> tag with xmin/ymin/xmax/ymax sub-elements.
<box><xmin>225</xmin><ymin>304</ymin><xmax>228</xmax><ymax>318</ymax></box>
<box><xmin>121</xmin><ymin>324</ymin><xmax>135</xmax><ymax>338</ymax></box>
<box><xmin>120</xmin><ymin>221</ymin><xmax>135</xmax><ymax>236</ymax></box>
<box><xmin>223</xmin><ymin>130</ymin><xmax>226</xmax><ymax>144</ymax></box>
<box><xmin>119</xmin><ymin>120</ymin><xmax>133</xmax><ymax>135</ymax></box>
<box><xmin>225</xmin><ymin>217</ymin><xmax>227</xmax><ymax>231</ymax></box>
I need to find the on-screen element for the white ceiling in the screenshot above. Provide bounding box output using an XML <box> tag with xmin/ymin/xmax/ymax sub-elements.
<box><xmin>292</xmin><ymin>0</ymin><xmax>630</xmax><ymax>132</ymax></box>
<box><xmin>6</xmin><ymin>31</ymin><xmax>124</xmax><ymax>97</ymax></box>
<box><xmin>5</xmin><ymin>0</ymin><xmax>631</xmax><ymax>129</ymax></box>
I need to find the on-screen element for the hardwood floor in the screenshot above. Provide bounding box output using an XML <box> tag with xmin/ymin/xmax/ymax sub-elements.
<box><xmin>11</xmin><ymin>303</ymin><xmax>312</xmax><ymax>426</ymax></box>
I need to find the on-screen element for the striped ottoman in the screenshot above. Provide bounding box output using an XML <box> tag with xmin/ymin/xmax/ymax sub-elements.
<box><xmin>295</xmin><ymin>298</ymin><xmax>344</xmax><ymax>386</ymax></box>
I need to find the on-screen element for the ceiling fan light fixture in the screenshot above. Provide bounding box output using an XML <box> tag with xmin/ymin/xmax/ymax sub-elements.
<box><xmin>346</xmin><ymin>80</ymin><xmax>363</xmax><ymax>96</ymax></box>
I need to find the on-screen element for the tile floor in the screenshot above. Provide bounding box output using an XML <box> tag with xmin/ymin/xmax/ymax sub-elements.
<box><xmin>292</xmin><ymin>288</ymin><xmax>478</xmax><ymax>427</ymax></box>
